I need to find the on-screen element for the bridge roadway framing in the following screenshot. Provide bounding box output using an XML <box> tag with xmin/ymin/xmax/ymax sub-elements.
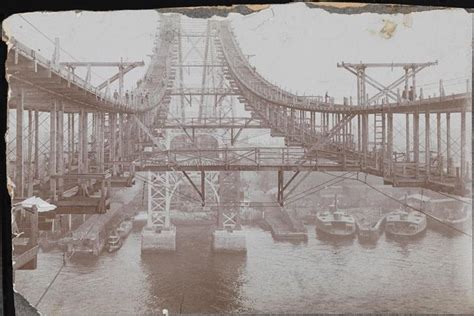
<box><xmin>6</xmin><ymin>15</ymin><xmax>472</xmax><ymax>207</ymax></box>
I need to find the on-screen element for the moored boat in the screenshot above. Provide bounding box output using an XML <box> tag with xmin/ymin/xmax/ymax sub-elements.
<box><xmin>351</xmin><ymin>208</ymin><xmax>386</xmax><ymax>243</ymax></box>
<box><xmin>106</xmin><ymin>230</ymin><xmax>123</xmax><ymax>253</ymax></box>
<box><xmin>117</xmin><ymin>219</ymin><xmax>133</xmax><ymax>238</ymax></box>
<box><xmin>428</xmin><ymin>199</ymin><xmax>472</xmax><ymax>234</ymax></box>
<box><xmin>385</xmin><ymin>210</ymin><xmax>427</xmax><ymax>238</ymax></box>
<box><xmin>357</xmin><ymin>215</ymin><xmax>385</xmax><ymax>243</ymax></box>
<box><xmin>315</xmin><ymin>210</ymin><xmax>357</xmax><ymax>238</ymax></box>
<box><xmin>315</xmin><ymin>196</ymin><xmax>356</xmax><ymax>239</ymax></box>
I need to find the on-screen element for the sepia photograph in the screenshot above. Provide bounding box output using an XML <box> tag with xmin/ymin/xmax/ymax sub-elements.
<box><xmin>3</xmin><ymin>2</ymin><xmax>473</xmax><ymax>314</ymax></box>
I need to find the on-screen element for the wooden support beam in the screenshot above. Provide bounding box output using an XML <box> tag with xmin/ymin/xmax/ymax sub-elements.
<box><xmin>110</xmin><ymin>113</ymin><xmax>117</xmax><ymax>175</ymax></box>
<box><xmin>57</xmin><ymin>102</ymin><xmax>64</xmax><ymax>195</ymax></box>
<box><xmin>16</xmin><ymin>89</ymin><xmax>25</xmax><ymax>198</ymax></box>
<box><xmin>362</xmin><ymin>113</ymin><xmax>368</xmax><ymax>167</ymax></box>
<box><xmin>437</xmin><ymin>112</ymin><xmax>442</xmax><ymax>175</ymax></box>
<box><xmin>28</xmin><ymin>206</ymin><xmax>38</xmax><ymax>269</ymax></box>
<box><xmin>201</xmin><ymin>171</ymin><xmax>205</xmax><ymax>206</ymax></box>
<box><xmin>357</xmin><ymin>114</ymin><xmax>361</xmax><ymax>153</ymax></box>
<box><xmin>230</xmin><ymin>127</ymin><xmax>244</xmax><ymax>146</ymax></box>
<box><xmin>78</xmin><ymin>112</ymin><xmax>83</xmax><ymax>176</ymax></box>
<box><xmin>82</xmin><ymin>110</ymin><xmax>88</xmax><ymax>174</ymax></box>
<box><xmin>68</xmin><ymin>113</ymin><xmax>73</xmax><ymax>171</ymax></box>
<box><xmin>118</xmin><ymin>113</ymin><xmax>124</xmax><ymax>162</ymax></box>
<box><xmin>50</xmin><ymin>101</ymin><xmax>57</xmax><ymax>201</ymax></box>
<box><xmin>413</xmin><ymin>111</ymin><xmax>419</xmax><ymax>176</ymax></box>
<box><xmin>51</xmin><ymin>173</ymin><xmax>110</xmax><ymax>180</ymax></box>
<box><xmin>425</xmin><ymin>110</ymin><xmax>430</xmax><ymax>177</ymax></box>
<box><xmin>27</xmin><ymin>110</ymin><xmax>33</xmax><ymax>196</ymax></box>
<box><xmin>387</xmin><ymin>112</ymin><xmax>393</xmax><ymax>176</ymax></box>
<box><xmin>98</xmin><ymin>112</ymin><xmax>105</xmax><ymax>173</ymax></box>
<box><xmin>460</xmin><ymin>108</ymin><xmax>466</xmax><ymax>179</ymax></box>
<box><xmin>182</xmin><ymin>171</ymin><xmax>205</xmax><ymax>205</ymax></box>
<box><xmin>405</xmin><ymin>113</ymin><xmax>410</xmax><ymax>162</ymax></box>
<box><xmin>277</xmin><ymin>169</ymin><xmax>283</xmax><ymax>206</ymax></box>
<box><xmin>446</xmin><ymin>112</ymin><xmax>451</xmax><ymax>175</ymax></box>
<box><xmin>34</xmin><ymin>110</ymin><xmax>39</xmax><ymax>180</ymax></box>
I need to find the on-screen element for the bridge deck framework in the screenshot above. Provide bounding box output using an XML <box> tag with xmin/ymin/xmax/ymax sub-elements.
<box><xmin>5</xmin><ymin>15</ymin><xmax>472</xmax><ymax>231</ymax></box>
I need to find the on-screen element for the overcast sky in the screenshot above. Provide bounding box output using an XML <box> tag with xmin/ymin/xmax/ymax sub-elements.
<box><xmin>4</xmin><ymin>4</ymin><xmax>471</xmax><ymax>101</ymax></box>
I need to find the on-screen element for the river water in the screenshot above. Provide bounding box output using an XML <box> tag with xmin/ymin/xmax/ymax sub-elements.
<box><xmin>15</xmin><ymin>222</ymin><xmax>473</xmax><ymax>315</ymax></box>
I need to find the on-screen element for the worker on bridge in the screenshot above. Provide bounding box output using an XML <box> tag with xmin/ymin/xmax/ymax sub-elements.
<box><xmin>113</xmin><ymin>90</ymin><xmax>118</xmax><ymax>100</ymax></box>
<box><xmin>408</xmin><ymin>86</ymin><xmax>414</xmax><ymax>101</ymax></box>
<box><xmin>325</xmin><ymin>92</ymin><xmax>329</xmax><ymax>103</ymax></box>
<box><xmin>125</xmin><ymin>90</ymin><xmax>130</xmax><ymax>103</ymax></box>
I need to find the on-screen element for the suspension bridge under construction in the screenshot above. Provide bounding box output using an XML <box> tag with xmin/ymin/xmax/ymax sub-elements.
<box><xmin>6</xmin><ymin>14</ymin><xmax>472</xmax><ymax>269</ymax></box>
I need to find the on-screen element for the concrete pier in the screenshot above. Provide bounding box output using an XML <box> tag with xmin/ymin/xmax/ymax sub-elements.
<box><xmin>212</xmin><ymin>229</ymin><xmax>247</xmax><ymax>253</ymax></box>
<box><xmin>141</xmin><ymin>226</ymin><xmax>177</xmax><ymax>253</ymax></box>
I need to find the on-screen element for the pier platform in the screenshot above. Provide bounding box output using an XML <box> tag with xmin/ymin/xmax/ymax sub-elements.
<box><xmin>264</xmin><ymin>207</ymin><xmax>308</xmax><ymax>242</ymax></box>
<box><xmin>141</xmin><ymin>226</ymin><xmax>177</xmax><ymax>253</ymax></box>
<box><xmin>212</xmin><ymin>229</ymin><xmax>247</xmax><ymax>253</ymax></box>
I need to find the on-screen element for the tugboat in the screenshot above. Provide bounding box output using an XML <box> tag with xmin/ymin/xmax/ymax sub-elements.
<box><xmin>385</xmin><ymin>196</ymin><xmax>427</xmax><ymax>238</ymax></box>
<box><xmin>117</xmin><ymin>219</ymin><xmax>133</xmax><ymax>239</ymax></box>
<box><xmin>106</xmin><ymin>230</ymin><xmax>122</xmax><ymax>253</ymax></box>
<box><xmin>315</xmin><ymin>195</ymin><xmax>356</xmax><ymax>239</ymax></box>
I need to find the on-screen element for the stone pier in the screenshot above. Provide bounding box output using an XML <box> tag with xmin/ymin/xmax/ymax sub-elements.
<box><xmin>212</xmin><ymin>229</ymin><xmax>247</xmax><ymax>253</ymax></box>
<box><xmin>141</xmin><ymin>225</ymin><xmax>177</xmax><ymax>253</ymax></box>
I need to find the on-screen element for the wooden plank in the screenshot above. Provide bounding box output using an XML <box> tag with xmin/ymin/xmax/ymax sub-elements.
<box><xmin>56</xmin><ymin>198</ymin><xmax>101</xmax><ymax>206</ymax></box>
<box><xmin>51</xmin><ymin>173</ymin><xmax>110</xmax><ymax>180</ymax></box>
<box><xmin>13</xmin><ymin>246</ymin><xmax>39</xmax><ymax>270</ymax></box>
<box><xmin>55</xmin><ymin>206</ymin><xmax>101</xmax><ymax>215</ymax></box>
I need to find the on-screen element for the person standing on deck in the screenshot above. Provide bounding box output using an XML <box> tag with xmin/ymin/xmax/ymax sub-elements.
<box><xmin>408</xmin><ymin>86</ymin><xmax>414</xmax><ymax>101</ymax></box>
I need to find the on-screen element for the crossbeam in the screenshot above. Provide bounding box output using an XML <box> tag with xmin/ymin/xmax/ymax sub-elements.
<box><xmin>277</xmin><ymin>170</ymin><xmax>300</xmax><ymax>206</ymax></box>
<box><xmin>60</xmin><ymin>61</ymin><xmax>144</xmax><ymax>67</ymax></box>
<box><xmin>337</xmin><ymin>61</ymin><xmax>438</xmax><ymax>68</ymax></box>
<box><xmin>182</xmin><ymin>171</ymin><xmax>206</xmax><ymax>206</ymax></box>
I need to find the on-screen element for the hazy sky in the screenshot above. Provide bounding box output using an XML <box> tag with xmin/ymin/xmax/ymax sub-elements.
<box><xmin>4</xmin><ymin>4</ymin><xmax>471</xmax><ymax>101</ymax></box>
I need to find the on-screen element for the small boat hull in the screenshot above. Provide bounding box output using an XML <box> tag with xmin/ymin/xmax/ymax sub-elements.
<box><xmin>427</xmin><ymin>207</ymin><xmax>472</xmax><ymax>235</ymax></box>
<box><xmin>316</xmin><ymin>226</ymin><xmax>356</xmax><ymax>239</ymax></box>
<box><xmin>106</xmin><ymin>230</ymin><xmax>123</xmax><ymax>253</ymax></box>
<box><xmin>107</xmin><ymin>240</ymin><xmax>122</xmax><ymax>253</ymax></box>
<box><xmin>117</xmin><ymin>220</ymin><xmax>133</xmax><ymax>239</ymax></box>
<box><xmin>315</xmin><ymin>210</ymin><xmax>357</xmax><ymax>240</ymax></box>
<box><xmin>385</xmin><ymin>227</ymin><xmax>426</xmax><ymax>239</ymax></box>
<box><xmin>357</xmin><ymin>217</ymin><xmax>385</xmax><ymax>244</ymax></box>
<box><xmin>385</xmin><ymin>221</ymin><xmax>427</xmax><ymax>238</ymax></box>
<box><xmin>358</xmin><ymin>228</ymin><xmax>382</xmax><ymax>243</ymax></box>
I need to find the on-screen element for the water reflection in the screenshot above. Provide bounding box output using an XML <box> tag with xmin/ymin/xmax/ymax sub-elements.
<box><xmin>14</xmin><ymin>224</ymin><xmax>473</xmax><ymax>315</ymax></box>
<box><xmin>140</xmin><ymin>225</ymin><xmax>246</xmax><ymax>314</ymax></box>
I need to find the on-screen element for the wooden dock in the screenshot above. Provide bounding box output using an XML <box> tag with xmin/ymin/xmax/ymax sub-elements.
<box><xmin>264</xmin><ymin>207</ymin><xmax>308</xmax><ymax>241</ymax></box>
